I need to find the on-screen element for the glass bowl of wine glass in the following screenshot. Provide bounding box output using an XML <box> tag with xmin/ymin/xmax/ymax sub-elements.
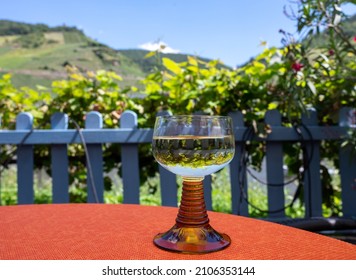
<box><xmin>152</xmin><ymin>115</ymin><xmax>235</xmax><ymax>253</ymax></box>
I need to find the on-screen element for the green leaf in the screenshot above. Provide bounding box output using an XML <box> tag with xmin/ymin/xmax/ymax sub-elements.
<box><xmin>253</xmin><ymin>61</ymin><xmax>266</xmax><ymax>70</ymax></box>
<box><xmin>162</xmin><ymin>58</ymin><xmax>182</xmax><ymax>74</ymax></box>
<box><xmin>2</xmin><ymin>73</ymin><xmax>12</xmax><ymax>81</ymax></box>
<box><xmin>144</xmin><ymin>51</ymin><xmax>156</xmax><ymax>59</ymax></box>
<box><xmin>36</xmin><ymin>85</ymin><xmax>48</xmax><ymax>91</ymax></box>
<box><xmin>187</xmin><ymin>66</ymin><xmax>198</xmax><ymax>73</ymax></box>
<box><xmin>268</xmin><ymin>102</ymin><xmax>279</xmax><ymax>110</ymax></box>
<box><xmin>187</xmin><ymin>56</ymin><xmax>198</xmax><ymax>66</ymax></box>
<box><xmin>107</xmin><ymin>72</ymin><xmax>122</xmax><ymax>81</ymax></box>
<box><xmin>186</xmin><ymin>99</ymin><xmax>195</xmax><ymax>111</ymax></box>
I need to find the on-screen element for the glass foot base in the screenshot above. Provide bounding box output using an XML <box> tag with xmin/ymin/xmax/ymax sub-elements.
<box><xmin>153</xmin><ymin>224</ymin><xmax>231</xmax><ymax>254</ymax></box>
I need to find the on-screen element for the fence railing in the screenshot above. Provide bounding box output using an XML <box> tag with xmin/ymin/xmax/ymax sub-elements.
<box><xmin>1</xmin><ymin>108</ymin><xmax>356</xmax><ymax>220</ymax></box>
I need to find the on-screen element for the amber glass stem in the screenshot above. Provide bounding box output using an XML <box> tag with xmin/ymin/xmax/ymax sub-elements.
<box><xmin>153</xmin><ymin>177</ymin><xmax>231</xmax><ymax>253</ymax></box>
<box><xmin>176</xmin><ymin>179</ymin><xmax>209</xmax><ymax>227</ymax></box>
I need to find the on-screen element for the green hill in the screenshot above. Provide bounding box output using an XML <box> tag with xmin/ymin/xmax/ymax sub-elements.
<box><xmin>0</xmin><ymin>20</ymin><xmax>144</xmax><ymax>88</ymax></box>
<box><xmin>0</xmin><ymin>20</ymin><xmax>215</xmax><ymax>88</ymax></box>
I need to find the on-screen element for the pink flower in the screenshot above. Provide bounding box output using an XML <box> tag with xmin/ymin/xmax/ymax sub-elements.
<box><xmin>292</xmin><ymin>62</ymin><xmax>303</xmax><ymax>72</ymax></box>
<box><xmin>328</xmin><ymin>49</ymin><xmax>335</xmax><ymax>56</ymax></box>
<box><xmin>354</xmin><ymin>36</ymin><xmax>356</xmax><ymax>42</ymax></box>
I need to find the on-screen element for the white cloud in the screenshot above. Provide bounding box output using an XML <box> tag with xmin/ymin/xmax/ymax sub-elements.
<box><xmin>138</xmin><ymin>41</ymin><xmax>180</xmax><ymax>54</ymax></box>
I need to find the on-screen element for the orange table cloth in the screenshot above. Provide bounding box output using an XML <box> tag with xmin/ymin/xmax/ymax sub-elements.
<box><xmin>0</xmin><ymin>203</ymin><xmax>355</xmax><ymax>260</ymax></box>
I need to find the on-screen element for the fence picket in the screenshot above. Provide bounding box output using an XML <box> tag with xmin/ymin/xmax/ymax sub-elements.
<box><xmin>229</xmin><ymin>111</ymin><xmax>249</xmax><ymax>215</ymax></box>
<box><xmin>85</xmin><ymin>112</ymin><xmax>104</xmax><ymax>203</ymax></box>
<box><xmin>120</xmin><ymin>110</ymin><xmax>140</xmax><ymax>204</ymax></box>
<box><xmin>265</xmin><ymin>110</ymin><xmax>285</xmax><ymax>218</ymax></box>
<box><xmin>301</xmin><ymin>109</ymin><xmax>322</xmax><ymax>217</ymax></box>
<box><xmin>51</xmin><ymin>113</ymin><xmax>69</xmax><ymax>203</ymax></box>
<box><xmin>16</xmin><ymin>113</ymin><xmax>34</xmax><ymax>204</ymax></box>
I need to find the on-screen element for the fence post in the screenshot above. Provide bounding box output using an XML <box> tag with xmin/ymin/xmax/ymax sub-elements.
<box><xmin>85</xmin><ymin>112</ymin><xmax>104</xmax><ymax>203</ymax></box>
<box><xmin>265</xmin><ymin>110</ymin><xmax>285</xmax><ymax>218</ymax></box>
<box><xmin>16</xmin><ymin>113</ymin><xmax>34</xmax><ymax>204</ymax></box>
<box><xmin>121</xmin><ymin>110</ymin><xmax>140</xmax><ymax>204</ymax></box>
<box><xmin>229</xmin><ymin>111</ymin><xmax>249</xmax><ymax>216</ymax></box>
<box><xmin>156</xmin><ymin>111</ymin><xmax>178</xmax><ymax>207</ymax></box>
<box><xmin>339</xmin><ymin>107</ymin><xmax>356</xmax><ymax>217</ymax></box>
<box><xmin>301</xmin><ymin>109</ymin><xmax>322</xmax><ymax>217</ymax></box>
<box><xmin>51</xmin><ymin>113</ymin><xmax>69</xmax><ymax>203</ymax></box>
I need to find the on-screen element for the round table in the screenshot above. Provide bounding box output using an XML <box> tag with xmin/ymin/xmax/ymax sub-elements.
<box><xmin>0</xmin><ymin>204</ymin><xmax>355</xmax><ymax>259</ymax></box>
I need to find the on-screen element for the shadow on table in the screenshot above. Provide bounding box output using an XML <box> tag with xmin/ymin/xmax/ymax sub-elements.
<box><xmin>272</xmin><ymin>217</ymin><xmax>356</xmax><ymax>245</ymax></box>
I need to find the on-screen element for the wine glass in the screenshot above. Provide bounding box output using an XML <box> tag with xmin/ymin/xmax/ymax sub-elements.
<box><xmin>152</xmin><ymin>115</ymin><xmax>235</xmax><ymax>253</ymax></box>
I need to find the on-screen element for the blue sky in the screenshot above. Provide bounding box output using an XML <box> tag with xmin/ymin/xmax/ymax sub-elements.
<box><xmin>1</xmin><ymin>0</ymin><xmax>355</xmax><ymax>67</ymax></box>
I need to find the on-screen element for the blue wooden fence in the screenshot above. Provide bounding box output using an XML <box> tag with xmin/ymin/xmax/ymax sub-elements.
<box><xmin>1</xmin><ymin>108</ymin><xmax>356</xmax><ymax>220</ymax></box>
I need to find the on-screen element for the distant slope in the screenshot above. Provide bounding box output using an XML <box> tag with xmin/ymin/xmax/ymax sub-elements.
<box><xmin>0</xmin><ymin>20</ymin><xmax>145</xmax><ymax>87</ymax></box>
<box><xmin>0</xmin><ymin>19</ymin><xmax>80</xmax><ymax>36</ymax></box>
<box><xmin>0</xmin><ymin>20</ymin><xmax>219</xmax><ymax>88</ymax></box>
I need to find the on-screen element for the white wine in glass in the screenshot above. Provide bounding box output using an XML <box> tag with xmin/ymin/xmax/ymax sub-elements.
<box><xmin>152</xmin><ymin>115</ymin><xmax>235</xmax><ymax>253</ymax></box>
